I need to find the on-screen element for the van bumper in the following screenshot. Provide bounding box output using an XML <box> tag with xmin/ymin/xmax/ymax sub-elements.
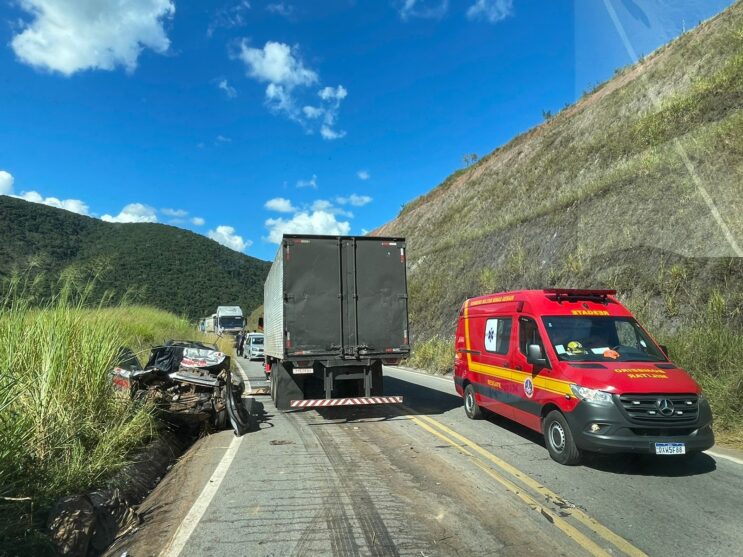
<box><xmin>564</xmin><ymin>399</ymin><xmax>715</xmax><ymax>454</ymax></box>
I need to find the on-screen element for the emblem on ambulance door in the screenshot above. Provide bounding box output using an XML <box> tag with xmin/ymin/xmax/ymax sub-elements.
<box><xmin>524</xmin><ymin>377</ymin><xmax>534</xmax><ymax>398</ymax></box>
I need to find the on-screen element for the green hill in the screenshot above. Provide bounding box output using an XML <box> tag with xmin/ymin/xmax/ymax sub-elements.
<box><xmin>0</xmin><ymin>195</ymin><xmax>270</xmax><ymax>320</ymax></box>
<box><xmin>374</xmin><ymin>3</ymin><xmax>743</xmax><ymax>439</ymax></box>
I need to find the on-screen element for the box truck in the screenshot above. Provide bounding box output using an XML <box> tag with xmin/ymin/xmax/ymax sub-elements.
<box><xmin>263</xmin><ymin>235</ymin><xmax>409</xmax><ymax>410</ymax></box>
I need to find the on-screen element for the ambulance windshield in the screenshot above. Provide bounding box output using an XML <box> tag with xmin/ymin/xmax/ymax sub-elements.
<box><xmin>542</xmin><ymin>316</ymin><xmax>667</xmax><ymax>363</ymax></box>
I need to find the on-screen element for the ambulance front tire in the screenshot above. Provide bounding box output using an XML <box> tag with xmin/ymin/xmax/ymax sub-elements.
<box><xmin>543</xmin><ymin>410</ymin><xmax>582</xmax><ymax>465</ymax></box>
<box><xmin>463</xmin><ymin>384</ymin><xmax>483</xmax><ymax>420</ymax></box>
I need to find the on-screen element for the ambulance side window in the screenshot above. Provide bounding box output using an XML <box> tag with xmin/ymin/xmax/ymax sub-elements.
<box><xmin>484</xmin><ymin>318</ymin><xmax>512</xmax><ymax>355</ymax></box>
<box><xmin>519</xmin><ymin>317</ymin><xmax>545</xmax><ymax>355</ymax></box>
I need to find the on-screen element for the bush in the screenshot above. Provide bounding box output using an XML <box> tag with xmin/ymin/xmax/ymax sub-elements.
<box><xmin>409</xmin><ymin>337</ymin><xmax>455</xmax><ymax>375</ymax></box>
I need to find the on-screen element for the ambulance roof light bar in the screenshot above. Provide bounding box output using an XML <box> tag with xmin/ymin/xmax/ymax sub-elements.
<box><xmin>544</xmin><ymin>288</ymin><xmax>617</xmax><ymax>304</ymax></box>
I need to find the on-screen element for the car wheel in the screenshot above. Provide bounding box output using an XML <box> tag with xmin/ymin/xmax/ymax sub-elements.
<box><xmin>543</xmin><ymin>410</ymin><xmax>582</xmax><ymax>465</ymax></box>
<box><xmin>463</xmin><ymin>384</ymin><xmax>483</xmax><ymax>420</ymax></box>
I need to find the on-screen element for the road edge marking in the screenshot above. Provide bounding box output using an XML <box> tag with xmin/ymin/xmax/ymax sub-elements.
<box><xmin>416</xmin><ymin>414</ymin><xmax>648</xmax><ymax>557</ymax></box>
<box><xmin>706</xmin><ymin>450</ymin><xmax>743</xmax><ymax>466</ymax></box>
<box><xmin>160</xmin><ymin>434</ymin><xmax>244</xmax><ymax>557</ymax></box>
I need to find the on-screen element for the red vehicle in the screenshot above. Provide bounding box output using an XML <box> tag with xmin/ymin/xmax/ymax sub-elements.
<box><xmin>454</xmin><ymin>289</ymin><xmax>714</xmax><ymax>465</ymax></box>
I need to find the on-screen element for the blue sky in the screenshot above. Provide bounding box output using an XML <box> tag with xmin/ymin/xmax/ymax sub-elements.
<box><xmin>0</xmin><ymin>0</ymin><xmax>734</xmax><ymax>260</ymax></box>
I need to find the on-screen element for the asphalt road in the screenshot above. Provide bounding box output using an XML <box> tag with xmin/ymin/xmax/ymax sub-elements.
<box><xmin>113</xmin><ymin>360</ymin><xmax>743</xmax><ymax>557</ymax></box>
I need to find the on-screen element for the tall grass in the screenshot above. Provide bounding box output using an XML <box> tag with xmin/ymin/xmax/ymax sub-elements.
<box><xmin>659</xmin><ymin>292</ymin><xmax>743</xmax><ymax>445</ymax></box>
<box><xmin>0</xmin><ymin>292</ymin><xmax>198</xmax><ymax>553</ymax></box>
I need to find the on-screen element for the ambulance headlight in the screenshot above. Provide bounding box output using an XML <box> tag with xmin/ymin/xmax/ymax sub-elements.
<box><xmin>570</xmin><ymin>384</ymin><xmax>613</xmax><ymax>405</ymax></box>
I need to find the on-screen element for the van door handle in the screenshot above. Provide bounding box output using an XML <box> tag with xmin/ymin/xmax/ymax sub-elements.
<box><xmin>515</xmin><ymin>366</ymin><xmax>522</xmax><ymax>371</ymax></box>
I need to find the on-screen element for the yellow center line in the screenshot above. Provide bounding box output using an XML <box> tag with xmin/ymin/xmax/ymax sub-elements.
<box><xmin>416</xmin><ymin>414</ymin><xmax>648</xmax><ymax>557</ymax></box>
<box><xmin>408</xmin><ymin>416</ymin><xmax>610</xmax><ymax>557</ymax></box>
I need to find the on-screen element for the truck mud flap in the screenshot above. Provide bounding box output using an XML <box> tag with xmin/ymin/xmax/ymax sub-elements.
<box><xmin>273</xmin><ymin>362</ymin><xmax>305</xmax><ymax>411</ymax></box>
<box><xmin>289</xmin><ymin>396</ymin><xmax>403</xmax><ymax>408</ymax></box>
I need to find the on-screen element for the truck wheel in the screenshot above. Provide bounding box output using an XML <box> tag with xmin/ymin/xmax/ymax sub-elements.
<box><xmin>463</xmin><ymin>384</ymin><xmax>483</xmax><ymax>420</ymax></box>
<box><xmin>543</xmin><ymin>410</ymin><xmax>582</xmax><ymax>465</ymax></box>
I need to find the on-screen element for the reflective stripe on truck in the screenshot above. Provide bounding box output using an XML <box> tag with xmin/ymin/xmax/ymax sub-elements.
<box><xmin>289</xmin><ymin>396</ymin><xmax>403</xmax><ymax>408</ymax></box>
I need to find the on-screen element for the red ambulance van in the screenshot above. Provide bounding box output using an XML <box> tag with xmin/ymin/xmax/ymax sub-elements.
<box><xmin>454</xmin><ymin>289</ymin><xmax>714</xmax><ymax>465</ymax></box>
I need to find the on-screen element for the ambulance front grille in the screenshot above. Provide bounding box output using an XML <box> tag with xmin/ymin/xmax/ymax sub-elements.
<box><xmin>617</xmin><ymin>394</ymin><xmax>699</xmax><ymax>424</ymax></box>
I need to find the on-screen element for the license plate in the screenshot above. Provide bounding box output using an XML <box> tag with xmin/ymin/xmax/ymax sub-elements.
<box><xmin>654</xmin><ymin>442</ymin><xmax>686</xmax><ymax>455</ymax></box>
<box><xmin>293</xmin><ymin>367</ymin><xmax>314</xmax><ymax>374</ymax></box>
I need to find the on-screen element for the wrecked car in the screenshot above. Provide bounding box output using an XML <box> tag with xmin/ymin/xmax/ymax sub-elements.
<box><xmin>111</xmin><ymin>340</ymin><xmax>250</xmax><ymax>435</ymax></box>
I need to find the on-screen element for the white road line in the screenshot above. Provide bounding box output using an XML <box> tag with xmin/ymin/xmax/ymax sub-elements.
<box><xmin>160</xmin><ymin>434</ymin><xmax>244</xmax><ymax>557</ymax></box>
<box><xmin>387</xmin><ymin>366</ymin><xmax>454</xmax><ymax>383</ymax></box>
<box><xmin>706</xmin><ymin>450</ymin><xmax>743</xmax><ymax>466</ymax></box>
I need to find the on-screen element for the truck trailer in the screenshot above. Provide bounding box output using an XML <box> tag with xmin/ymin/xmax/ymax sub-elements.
<box><xmin>263</xmin><ymin>234</ymin><xmax>409</xmax><ymax>410</ymax></box>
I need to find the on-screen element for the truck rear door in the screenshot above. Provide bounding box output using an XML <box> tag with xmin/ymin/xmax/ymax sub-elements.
<box><xmin>284</xmin><ymin>238</ymin><xmax>343</xmax><ymax>356</ymax></box>
<box><xmin>352</xmin><ymin>239</ymin><xmax>409</xmax><ymax>357</ymax></box>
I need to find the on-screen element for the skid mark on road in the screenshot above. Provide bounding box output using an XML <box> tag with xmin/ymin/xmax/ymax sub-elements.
<box><xmin>411</xmin><ymin>413</ymin><xmax>649</xmax><ymax>557</ymax></box>
<box><xmin>286</xmin><ymin>412</ymin><xmax>400</xmax><ymax>556</ymax></box>
<box><xmin>284</xmin><ymin>413</ymin><xmax>359</xmax><ymax>557</ymax></box>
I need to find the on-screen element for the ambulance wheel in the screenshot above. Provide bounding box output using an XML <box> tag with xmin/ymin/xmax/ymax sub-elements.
<box><xmin>543</xmin><ymin>410</ymin><xmax>582</xmax><ymax>465</ymax></box>
<box><xmin>463</xmin><ymin>384</ymin><xmax>483</xmax><ymax>420</ymax></box>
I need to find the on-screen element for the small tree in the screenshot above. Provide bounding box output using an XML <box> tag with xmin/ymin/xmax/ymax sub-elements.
<box><xmin>462</xmin><ymin>153</ymin><xmax>478</xmax><ymax>167</ymax></box>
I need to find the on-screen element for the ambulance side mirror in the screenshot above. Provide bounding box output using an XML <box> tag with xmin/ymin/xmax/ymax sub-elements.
<box><xmin>527</xmin><ymin>344</ymin><xmax>549</xmax><ymax>368</ymax></box>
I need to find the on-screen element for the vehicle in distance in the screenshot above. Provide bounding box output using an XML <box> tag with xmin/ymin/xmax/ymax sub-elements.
<box><xmin>216</xmin><ymin>306</ymin><xmax>244</xmax><ymax>335</ymax></box>
<box><xmin>246</xmin><ymin>332</ymin><xmax>264</xmax><ymax>360</ymax></box>
<box><xmin>454</xmin><ymin>288</ymin><xmax>714</xmax><ymax>465</ymax></box>
<box><xmin>263</xmin><ymin>234</ymin><xmax>409</xmax><ymax>410</ymax></box>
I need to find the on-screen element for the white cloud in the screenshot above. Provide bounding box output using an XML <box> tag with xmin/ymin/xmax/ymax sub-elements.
<box><xmin>102</xmin><ymin>203</ymin><xmax>158</xmax><ymax>223</ymax></box>
<box><xmin>397</xmin><ymin>0</ymin><xmax>449</xmax><ymax>20</ymax></box>
<box><xmin>17</xmin><ymin>191</ymin><xmax>90</xmax><ymax>215</ymax></box>
<box><xmin>208</xmin><ymin>1</ymin><xmax>251</xmax><ymax>37</ymax></box>
<box><xmin>0</xmin><ymin>170</ymin><xmax>14</xmax><ymax>195</ymax></box>
<box><xmin>265</xmin><ymin>197</ymin><xmax>297</xmax><ymax>213</ymax></box>
<box><xmin>302</xmin><ymin>106</ymin><xmax>324</xmax><ymax>119</ymax></box>
<box><xmin>161</xmin><ymin>207</ymin><xmax>188</xmax><ymax>218</ymax></box>
<box><xmin>311</xmin><ymin>199</ymin><xmax>352</xmax><ymax>217</ymax></box>
<box><xmin>265</xmin><ymin>210</ymin><xmax>350</xmax><ymax>243</ymax></box>
<box><xmin>238</xmin><ymin>40</ymin><xmax>317</xmax><ymax>88</ymax></box>
<box><xmin>1</xmin><ymin>171</ymin><xmax>90</xmax><ymax>215</ymax></box>
<box><xmin>318</xmin><ymin>85</ymin><xmax>347</xmax><ymax>101</ymax></box>
<box><xmin>357</xmin><ymin>170</ymin><xmax>370</xmax><ymax>181</ymax></box>
<box><xmin>235</xmin><ymin>40</ymin><xmax>347</xmax><ymax>139</ymax></box>
<box><xmin>320</xmin><ymin>125</ymin><xmax>346</xmax><ymax>140</ymax></box>
<box><xmin>466</xmin><ymin>0</ymin><xmax>513</xmax><ymax>23</ymax></box>
<box><xmin>208</xmin><ymin>225</ymin><xmax>251</xmax><ymax>252</ymax></box>
<box><xmin>215</xmin><ymin>134</ymin><xmax>232</xmax><ymax>144</ymax></box>
<box><xmin>336</xmin><ymin>194</ymin><xmax>372</xmax><ymax>207</ymax></box>
<box><xmin>266</xmin><ymin>2</ymin><xmax>294</xmax><ymax>18</ymax></box>
<box><xmin>296</xmin><ymin>175</ymin><xmax>318</xmax><ymax>189</ymax></box>
<box><xmin>218</xmin><ymin>78</ymin><xmax>238</xmax><ymax>98</ymax></box>
<box><xmin>191</xmin><ymin>216</ymin><xmax>205</xmax><ymax>226</ymax></box>
<box><xmin>11</xmin><ymin>0</ymin><xmax>174</xmax><ymax>76</ymax></box>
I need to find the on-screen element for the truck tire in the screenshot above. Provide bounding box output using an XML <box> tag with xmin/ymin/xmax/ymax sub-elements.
<box><xmin>543</xmin><ymin>410</ymin><xmax>582</xmax><ymax>465</ymax></box>
<box><xmin>463</xmin><ymin>384</ymin><xmax>483</xmax><ymax>420</ymax></box>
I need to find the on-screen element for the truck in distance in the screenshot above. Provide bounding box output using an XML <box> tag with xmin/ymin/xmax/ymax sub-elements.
<box><xmin>263</xmin><ymin>234</ymin><xmax>409</xmax><ymax>410</ymax></box>
<box><xmin>215</xmin><ymin>306</ymin><xmax>244</xmax><ymax>335</ymax></box>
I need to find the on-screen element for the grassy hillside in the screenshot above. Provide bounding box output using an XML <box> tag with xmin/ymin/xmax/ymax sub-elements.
<box><xmin>376</xmin><ymin>4</ymin><xmax>743</xmax><ymax>441</ymax></box>
<box><xmin>0</xmin><ymin>196</ymin><xmax>270</xmax><ymax>320</ymax></box>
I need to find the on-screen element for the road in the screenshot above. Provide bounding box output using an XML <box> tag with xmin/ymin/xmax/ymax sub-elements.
<box><xmin>109</xmin><ymin>360</ymin><xmax>743</xmax><ymax>557</ymax></box>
